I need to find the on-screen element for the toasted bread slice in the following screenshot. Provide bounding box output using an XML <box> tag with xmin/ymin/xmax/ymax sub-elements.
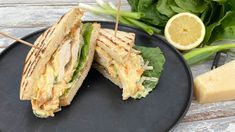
<box><xmin>20</xmin><ymin>8</ymin><xmax>83</xmax><ymax>100</ymax></box>
<box><xmin>97</xmin><ymin>29</ymin><xmax>135</xmax><ymax>64</ymax></box>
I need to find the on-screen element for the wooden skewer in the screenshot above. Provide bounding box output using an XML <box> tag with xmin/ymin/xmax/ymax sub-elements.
<box><xmin>114</xmin><ymin>0</ymin><xmax>121</xmax><ymax>37</ymax></box>
<box><xmin>0</xmin><ymin>32</ymin><xmax>40</xmax><ymax>49</ymax></box>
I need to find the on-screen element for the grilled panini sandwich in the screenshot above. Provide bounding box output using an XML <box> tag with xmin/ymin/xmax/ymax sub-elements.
<box><xmin>20</xmin><ymin>8</ymin><xmax>100</xmax><ymax>118</ymax></box>
<box><xmin>93</xmin><ymin>29</ymin><xmax>165</xmax><ymax>100</ymax></box>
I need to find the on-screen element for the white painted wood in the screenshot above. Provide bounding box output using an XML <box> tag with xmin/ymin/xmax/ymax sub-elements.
<box><xmin>0</xmin><ymin>0</ymin><xmax>127</xmax><ymax>4</ymax></box>
<box><xmin>1</xmin><ymin>1</ymin><xmax>235</xmax><ymax>131</ymax></box>
<box><xmin>175</xmin><ymin>116</ymin><xmax>235</xmax><ymax>132</ymax></box>
<box><xmin>0</xmin><ymin>5</ymin><xmax>129</xmax><ymax>28</ymax></box>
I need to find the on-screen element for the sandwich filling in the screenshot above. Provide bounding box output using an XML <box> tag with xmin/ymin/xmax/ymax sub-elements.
<box><xmin>94</xmin><ymin>29</ymin><xmax>165</xmax><ymax>100</ymax></box>
<box><xmin>31</xmin><ymin>23</ymin><xmax>94</xmax><ymax>118</ymax></box>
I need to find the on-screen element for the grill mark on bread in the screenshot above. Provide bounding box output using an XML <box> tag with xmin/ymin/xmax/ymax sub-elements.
<box><xmin>28</xmin><ymin>56</ymin><xmax>41</xmax><ymax>77</ymax></box>
<box><xmin>23</xmin><ymin>23</ymin><xmax>71</xmax><ymax>84</ymax></box>
<box><xmin>96</xmin><ymin>39</ymin><xmax>126</xmax><ymax>55</ymax></box>
<box><xmin>104</xmin><ymin>28</ymin><xmax>135</xmax><ymax>39</ymax></box>
<box><xmin>23</xmin><ymin>27</ymin><xmax>55</xmax><ymax>79</ymax></box>
<box><xmin>97</xmin><ymin>39</ymin><xmax>112</xmax><ymax>49</ymax></box>
<box><xmin>98</xmin><ymin>34</ymin><xmax>131</xmax><ymax>53</ymax></box>
<box><xmin>24</xmin><ymin>81</ymin><xmax>28</xmax><ymax>90</ymax></box>
<box><xmin>102</xmin><ymin>29</ymin><xmax>134</xmax><ymax>45</ymax></box>
<box><xmin>24</xmin><ymin>28</ymin><xmax>51</xmax><ymax>65</ymax></box>
<box><xmin>24</xmin><ymin>39</ymin><xmax>42</xmax><ymax>64</ymax></box>
<box><xmin>100</xmin><ymin>29</ymin><xmax>131</xmax><ymax>49</ymax></box>
<box><xmin>26</xmin><ymin>45</ymin><xmax>44</xmax><ymax>78</ymax></box>
<box><xmin>23</xmin><ymin>61</ymin><xmax>33</xmax><ymax>75</ymax></box>
<box><xmin>39</xmin><ymin>30</ymin><xmax>52</xmax><ymax>48</ymax></box>
<box><xmin>57</xmin><ymin>14</ymin><xmax>65</xmax><ymax>24</ymax></box>
<box><xmin>20</xmin><ymin>8</ymin><xmax>84</xmax><ymax>100</ymax></box>
<box><xmin>24</xmin><ymin>28</ymin><xmax>58</xmax><ymax>81</ymax></box>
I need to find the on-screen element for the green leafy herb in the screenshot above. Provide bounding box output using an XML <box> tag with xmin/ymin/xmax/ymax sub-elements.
<box><xmin>135</xmin><ymin>46</ymin><xmax>165</xmax><ymax>95</ymax></box>
<box><xmin>157</xmin><ymin>0</ymin><xmax>176</xmax><ymax>17</ymax></box>
<box><xmin>170</xmin><ymin>5</ymin><xmax>187</xmax><ymax>13</ymax></box>
<box><xmin>174</xmin><ymin>0</ymin><xmax>208</xmax><ymax>13</ymax></box>
<box><xmin>200</xmin><ymin>2</ymin><xmax>218</xmax><ymax>26</ymax></box>
<box><xmin>207</xmin><ymin>11</ymin><xmax>235</xmax><ymax>44</ymax></box>
<box><xmin>202</xmin><ymin>11</ymin><xmax>235</xmax><ymax>45</ymax></box>
<box><xmin>136</xmin><ymin>46</ymin><xmax>165</xmax><ymax>78</ymax></box>
<box><xmin>138</xmin><ymin>2</ymin><xmax>169</xmax><ymax>27</ymax></box>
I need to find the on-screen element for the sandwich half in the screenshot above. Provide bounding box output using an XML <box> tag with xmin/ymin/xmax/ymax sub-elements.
<box><xmin>20</xmin><ymin>8</ymin><xmax>100</xmax><ymax>118</ymax></box>
<box><xmin>93</xmin><ymin>29</ymin><xmax>165</xmax><ymax>100</ymax></box>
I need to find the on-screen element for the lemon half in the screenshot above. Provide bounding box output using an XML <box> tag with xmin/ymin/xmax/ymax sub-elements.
<box><xmin>164</xmin><ymin>12</ymin><xmax>205</xmax><ymax>50</ymax></box>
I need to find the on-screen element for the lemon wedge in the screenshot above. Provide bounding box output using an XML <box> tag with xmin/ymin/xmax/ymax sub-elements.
<box><xmin>164</xmin><ymin>12</ymin><xmax>205</xmax><ymax>50</ymax></box>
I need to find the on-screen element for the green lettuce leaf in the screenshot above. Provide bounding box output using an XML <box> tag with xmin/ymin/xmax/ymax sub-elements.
<box><xmin>70</xmin><ymin>23</ymin><xmax>93</xmax><ymax>82</ymax></box>
<box><xmin>134</xmin><ymin>46</ymin><xmax>165</xmax><ymax>99</ymax></box>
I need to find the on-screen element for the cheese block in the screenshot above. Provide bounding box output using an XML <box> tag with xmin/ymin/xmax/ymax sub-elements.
<box><xmin>194</xmin><ymin>60</ymin><xmax>235</xmax><ymax>103</ymax></box>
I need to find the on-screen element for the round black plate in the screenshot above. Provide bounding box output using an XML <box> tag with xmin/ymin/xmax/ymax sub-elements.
<box><xmin>0</xmin><ymin>21</ymin><xmax>192</xmax><ymax>132</ymax></box>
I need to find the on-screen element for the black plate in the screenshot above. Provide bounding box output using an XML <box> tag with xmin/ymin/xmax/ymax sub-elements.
<box><xmin>0</xmin><ymin>21</ymin><xmax>193</xmax><ymax>132</ymax></box>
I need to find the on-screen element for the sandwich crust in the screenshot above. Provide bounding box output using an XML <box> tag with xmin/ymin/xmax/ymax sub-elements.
<box><xmin>20</xmin><ymin>8</ymin><xmax>84</xmax><ymax>100</ymax></box>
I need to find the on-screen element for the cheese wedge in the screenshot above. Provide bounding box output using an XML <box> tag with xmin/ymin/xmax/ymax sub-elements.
<box><xmin>194</xmin><ymin>60</ymin><xmax>235</xmax><ymax>103</ymax></box>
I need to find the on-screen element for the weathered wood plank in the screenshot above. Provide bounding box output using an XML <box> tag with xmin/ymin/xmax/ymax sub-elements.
<box><xmin>0</xmin><ymin>5</ymin><xmax>129</xmax><ymax>28</ymax></box>
<box><xmin>0</xmin><ymin>0</ymin><xmax>129</xmax><ymax>7</ymax></box>
<box><xmin>0</xmin><ymin>0</ymin><xmax>128</xmax><ymax>4</ymax></box>
<box><xmin>1</xmin><ymin>1</ymin><xmax>235</xmax><ymax>131</ymax></box>
<box><xmin>184</xmin><ymin>100</ymin><xmax>235</xmax><ymax>122</ymax></box>
<box><xmin>175</xmin><ymin>116</ymin><xmax>235</xmax><ymax>131</ymax></box>
<box><xmin>0</xmin><ymin>3</ymin><xmax>129</xmax><ymax>8</ymax></box>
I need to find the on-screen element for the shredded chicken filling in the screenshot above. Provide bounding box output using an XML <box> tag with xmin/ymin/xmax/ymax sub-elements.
<box><xmin>94</xmin><ymin>29</ymin><xmax>158</xmax><ymax>100</ymax></box>
<box><xmin>95</xmin><ymin>45</ymin><xmax>154</xmax><ymax>100</ymax></box>
<box><xmin>32</xmin><ymin>31</ymin><xmax>81</xmax><ymax>118</ymax></box>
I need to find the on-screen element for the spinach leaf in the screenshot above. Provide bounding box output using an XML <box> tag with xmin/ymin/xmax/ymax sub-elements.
<box><xmin>224</xmin><ymin>0</ymin><xmax>235</xmax><ymax>11</ymax></box>
<box><xmin>156</xmin><ymin>0</ymin><xmax>176</xmax><ymax>17</ymax></box>
<box><xmin>135</xmin><ymin>46</ymin><xmax>165</xmax><ymax>94</ymax></box>
<box><xmin>137</xmin><ymin>0</ymin><xmax>155</xmax><ymax>12</ymax></box>
<box><xmin>168</xmin><ymin>0</ymin><xmax>188</xmax><ymax>13</ymax></box>
<box><xmin>203</xmin><ymin>11</ymin><xmax>235</xmax><ymax>45</ymax></box>
<box><xmin>141</xmin><ymin>3</ymin><xmax>169</xmax><ymax>27</ymax></box>
<box><xmin>170</xmin><ymin>5</ymin><xmax>188</xmax><ymax>13</ymax></box>
<box><xmin>207</xmin><ymin>11</ymin><xmax>235</xmax><ymax>43</ymax></box>
<box><xmin>128</xmin><ymin>0</ymin><xmax>168</xmax><ymax>27</ymax></box>
<box><xmin>201</xmin><ymin>2</ymin><xmax>218</xmax><ymax>25</ymax></box>
<box><xmin>127</xmin><ymin>0</ymin><xmax>139</xmax><ymax>12</ymax></box>
<box><xmin>174</xmin><ymin>0</ymin><xmax>209</xmax><ymax>13</ymax></box>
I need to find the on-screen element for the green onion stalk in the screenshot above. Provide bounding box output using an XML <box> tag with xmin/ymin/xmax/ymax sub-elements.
<box><xmin>184</xmin><ymin>44</ymin><xmax>235</xmax><ymax>65</ymax></box>
<box><xmin>79</xmin><ymin>0</ymin><xmax>162</xmax><ymax>35</ymax></box>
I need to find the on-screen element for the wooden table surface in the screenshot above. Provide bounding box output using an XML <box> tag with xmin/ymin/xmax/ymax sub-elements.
<box><xmin>1</xmin><ymin>0</ymin><xmax>235</xmax><ymax>131</ymax></box>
